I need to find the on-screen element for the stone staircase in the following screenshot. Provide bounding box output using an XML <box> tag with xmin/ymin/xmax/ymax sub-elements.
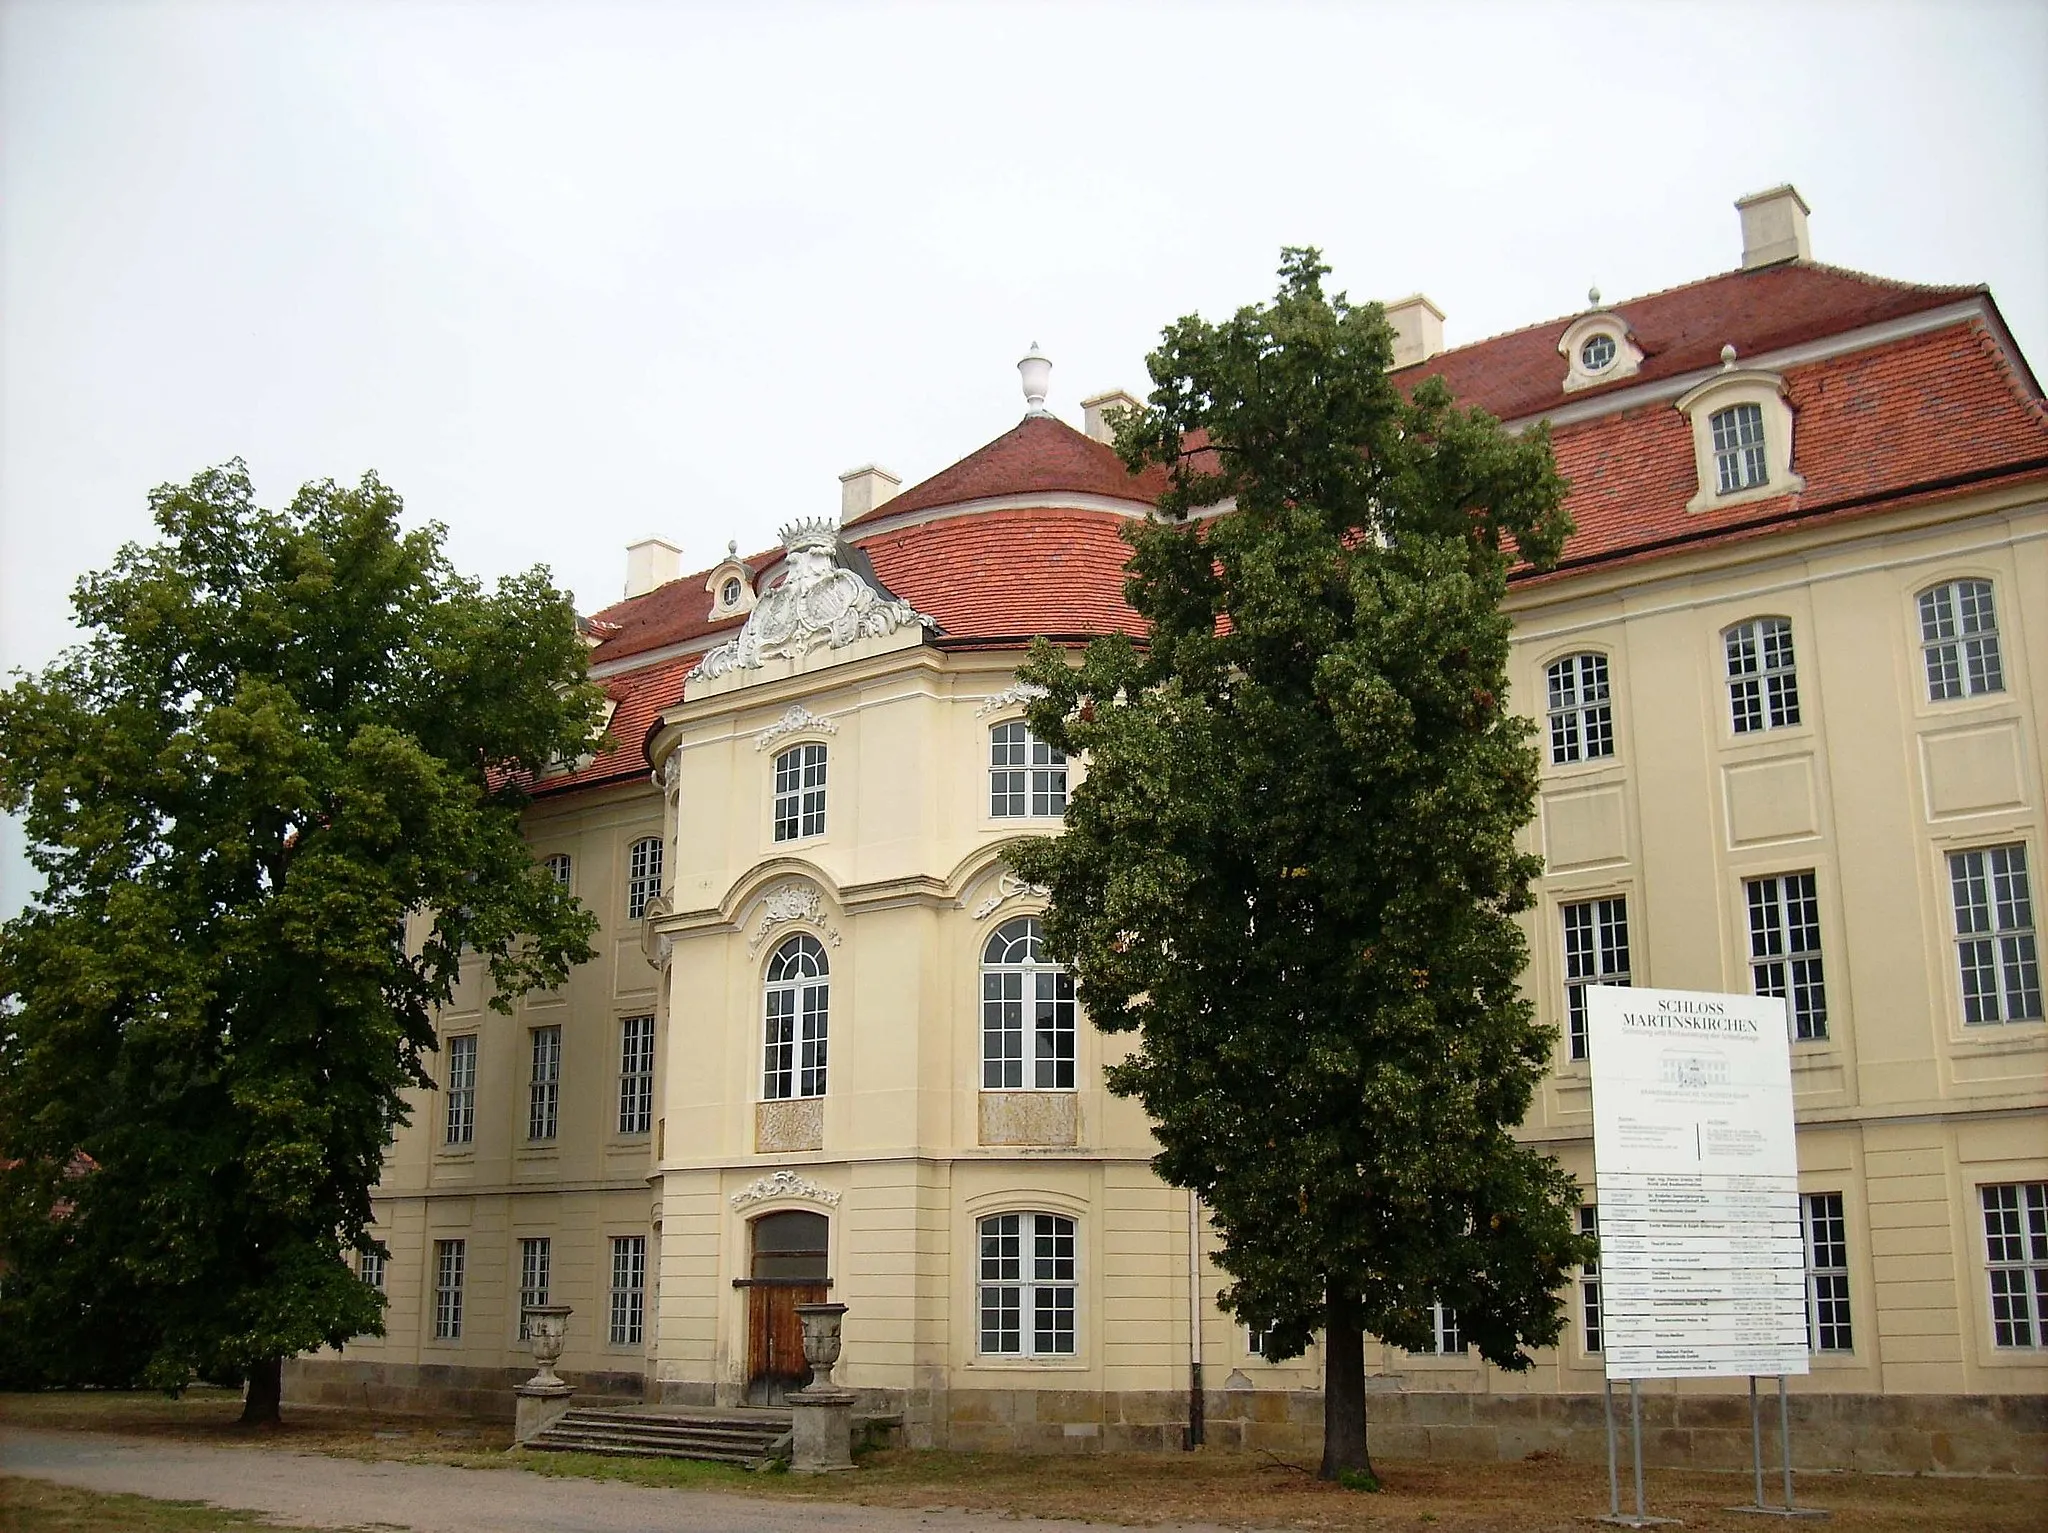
<box><xmin>524</xmin><ymin>1405</ymin><xmax>794</xmax><ymax>1466</ymax></box>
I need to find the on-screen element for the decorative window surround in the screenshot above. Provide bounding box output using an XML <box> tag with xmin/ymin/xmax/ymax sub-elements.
<box><xmin>730</xmin><ymin>1167</ymin><xmax>843</xmax><ymax>1209</ymax></box>
<box><xmin>975</xmin><ymin>683</ymin><xmax>1050</xmax><ymax>718</ymax></box>
<box><xmin>969</xmin><ymin>871</ymin><xmax>1051</xmax><ymax>922</ymax></box>
<box><xmin>746</xmin><ymin>879</ymin><xmax>844</xmax><ymax>955</ymax></box>
<box><xmin>755</xmin><ymin>704</ymin><xmax>839</xmax><ymax>751</ymax></box>
<box><xmin>1558</xmin><ymin>312</ymin><xmax>1644</xmax><ymax>392</ymax></box>
<box><xmin>1675</xmin><ymin>365</ymin><xmax>1805</xmax><ymax>514</ymax></box>
<box><xmin>703</xmin><ymin>540</ymin><xmax>757</xmax><ymax>622</ymax></box>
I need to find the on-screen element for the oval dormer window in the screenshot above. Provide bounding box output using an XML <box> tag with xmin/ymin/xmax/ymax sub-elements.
<box><xmin>722</xmin><ymin>577</ymin><xmax>743</xmax><ymax>606</ymax></box>
<box><xmin>1580</xmin><ymin>333</ymin><xmax>1618</xmax><ymax>373</ymax></box>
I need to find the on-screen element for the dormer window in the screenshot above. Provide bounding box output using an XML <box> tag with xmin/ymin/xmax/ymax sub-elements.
<box><xmin>1676</xmin><ymin>365</ymin><xmax>1805</xmax><ymax>514</ymax></box>
<box><xmin>1580</xmin><ymin>333</ymin><xmax>1617</xmax><ymax>373</ymax></box>
<box><xmin>1558</xmin><ymin>312</ymin><xmax>1643</xmax><ymax>392</ymax></box>
<box><xmin>703</xmin><ymin>541</ymin><xmax>757</xmax><ymax>621</ymax></box>
<box><xmin>721</xmin><ymin>577</ymin><xmax>742</xmax><ymax>606</ymax></box>
<box><xmin>1711</xmin><ymin>403</ymin><xmax>1769</xmax><ymax>494</ymax></box>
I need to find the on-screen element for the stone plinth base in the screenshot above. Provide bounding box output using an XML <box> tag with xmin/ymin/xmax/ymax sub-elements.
<box><xmin>513</xmin><ymin>1382</ymin><xmax>576</xmax><ymax>1444</ymax></box>
<box><xmin>789</xmin><ymin>1388</ymin><xmax>858</xmax><ymax>1473</ymax></box>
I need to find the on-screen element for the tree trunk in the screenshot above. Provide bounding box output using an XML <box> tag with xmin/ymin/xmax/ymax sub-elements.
<box><xmin>1318</xmin><ymin>1291</ymin><xmax>1373</xmax><ymax>1482</ymax></box>
<box><xmin>240</xmin><ymin>1357</ymin><xmax>283</xmax><ymax>1427</ymax></box>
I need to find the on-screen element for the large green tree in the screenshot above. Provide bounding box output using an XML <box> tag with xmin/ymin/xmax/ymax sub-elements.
<box><xmin>1009</xmin><ymin>252</ymin><xmax>1593</xmax><ymax>1480</ymax></box>
<box><xmin>0</xmin><ymin>463</ymin><xmax>603</xmax><ymax>1422</ymax></box>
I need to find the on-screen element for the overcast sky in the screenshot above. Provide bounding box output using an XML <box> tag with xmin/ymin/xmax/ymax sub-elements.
<box><xmin>4</xmin><ymin>0</ymin><xmax>2045</xmax><ymax>913</ymax></box>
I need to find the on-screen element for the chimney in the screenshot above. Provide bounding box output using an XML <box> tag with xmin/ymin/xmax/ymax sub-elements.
<box><xmin>1080</xmin><ymin>389</ymin><xmax>1142</xmax><ymax>445</ymax></box>
<box><xmin>623</xmin><ymin>537</ymin><xmax>683</xmax><ymax>599</ymax></box>
<box><xmin>1384</xmin><ymin>294</ymin><xmax>1446</xmax><ymax>369</ymax></box>
<box><xmin>838</xmin><ymin>464</ymin><xmax>902</xmax><ymax>521</ymax></box>
<box><xmin>1737</xmin><ymin>184</ymin><xmax>1811</xmax><ymax>270</ymax></box>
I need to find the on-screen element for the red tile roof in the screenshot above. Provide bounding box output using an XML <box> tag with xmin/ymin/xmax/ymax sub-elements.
<box><xmin>526</xmin><ymin>652</ymin><xmax>696</xmax><ymax>797</ymax></box>
<box><xmin>1401</xmin><ymin>262</ymin><xmax>1982</xmax><ymax>424</ymax></box>
<box><xmin>862</xmin><ymin>509</ymin><xmax>1144</xmax><ymax>641</ymax></box>
<box><xmin>848</xmin><ymin>413</ymin><xmax>1168</xmax><ymax>524</ymax></box>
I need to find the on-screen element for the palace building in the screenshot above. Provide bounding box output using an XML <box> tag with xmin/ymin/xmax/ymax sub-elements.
<box><xmin>294</xmin><ymin>187</ymin><xmax>2048</xmax><ymax>1471</ymax></box>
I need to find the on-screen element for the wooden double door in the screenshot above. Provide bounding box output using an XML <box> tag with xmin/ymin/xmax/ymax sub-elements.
<box><xmin>742</xmin><ymin>1209</ymin><xmax>829</xmax><ymax>1405</ymax></box>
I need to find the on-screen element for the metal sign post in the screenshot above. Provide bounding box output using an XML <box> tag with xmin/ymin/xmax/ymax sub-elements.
<box><xmin>1598</xmin><ymin>1377</ymin><xmax>1680</xmax><ymax>1528</ymax></box>
<box><xmin>1727</xmin><ymin>1374</ymin><xmax>1828</xmax><ymax>1519</ymax></box>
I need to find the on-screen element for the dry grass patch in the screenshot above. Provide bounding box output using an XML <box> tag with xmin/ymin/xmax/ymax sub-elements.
<box><xmin>0</xmin><ymin>1388</ymin><xmax>514</xmax><ymax>1458</ymax></box>
<box><xmin>0</xmin><ymin>1475</ymin><xmax>314</xmax><ymax>1532</ymax></box>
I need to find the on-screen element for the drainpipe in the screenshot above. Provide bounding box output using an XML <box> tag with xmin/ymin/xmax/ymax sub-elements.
<box><xmin>1187</xmin><ymin>1188</ymin><xmax>1205</xmax><ymax>1448</ymax></box>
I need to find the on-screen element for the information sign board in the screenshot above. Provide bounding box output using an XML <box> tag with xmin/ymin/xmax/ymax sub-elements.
<box><xmin>1587</xmin><ymin>984</ymin><xmax>1808</xmax><ymax>1380</ymax></box>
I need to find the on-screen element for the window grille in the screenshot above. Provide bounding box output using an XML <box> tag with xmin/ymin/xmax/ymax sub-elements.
<box><xmin>1710</xmin><ymin>402</ymin><xmax>1768</xmax><ymax>493</ymax></box>
<box><xmin>527</xmin><ymin>1026</ymin><xmax>561</xmax><ymax>1141</ymax></box>
<box><xmin>443</xmin><ymin>1035</ymin><xmax>476</xmax><ymax>1146</ymax></box>
<box><xmin>1983</xmin><ymin>1183</ymin><xmax>2048</xmax><ymax>1348</ymax></box>
<box><xmin>763</xmin><ymin>934</ymin><xmax>829</xmax><ymax>1100</ymax></box>
<box><xmin>610</xmin><ymin>1235</ymin><xmax>646</xmax><ymax>1347</ymax></box>
<box><xmin>989</xmin><ymin>721</ymin><xmax>1068</xmax><ymax>818</ymax></box>
<box><xmin>1747</xmin><ymin>873</ymin><xmax>1828</xmax><ymax>1040</ymax></box>
<box><xmin>618</xmin><ymin>1015</ymin><xmax>655</xmax><ymax>1135</ymax></box>
<box><xmin>772</xmin><ymin>744</ymin><xmax>828</xmax><ymax>842</ymax></box>
<box><xmin>1803</xmin><ymin>1193</ymin><xmax>1852</xmax><ymax>1352</ymax></box>
<box><xmin>978</xmin><ymin>1212</ymin><xmax>1076</xmax><ymax>1356</ymax></box>
<box><xmin>1948</xmin><ymin>845</ymin><xmax>2043</xmax><ymax>1024</ymax></box>
<box><xmin>518</xmin><ymin>1237</ymin><xmax>551</xmax><ymax>1340</ymax></box>
<box><xmin>1579</xmin><ymin>1205</ymin><xmax>1601</xmax><ymax>1355</ymax></box>
<box><xmin>981</xmin><ymin>917</ymin><xmax>1077</xmax><ymax>1090</ymax></box>
<box><xmin>1562</xmin><ymin>898</ymin><xmax>1631</xmax><ymax>1061</ymax></box>
<box><xmin>1919</xmin><ymin>580</ymin><xmax>2004</xmax><ymax>700</ymax></box>
<box><xmin>1725</xmin><ymin>618</ymin><xmax>1801</xmax><ymax>733</ymax></box>
<box><xmin>626</xmin><ymin>836</ymin><xmax>663</xmax><ymax>920</ymax></box>
<box><xmin>433</xmin><ymin>1240</ymin><xmax>465</xmax><ymax>1340</ymax></box>
<box><xmin>1545</xmin><ymin>653</ymin><xmax>1614</xmax><ymax>765</ymax></box>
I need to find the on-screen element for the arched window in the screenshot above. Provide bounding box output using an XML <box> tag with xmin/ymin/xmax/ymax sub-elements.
<box><xmin>1545</xmin><ymin>653</ymin><xmax>1613</xmax><ymax>764</ymax></box>
<box><xmin>989</xmin><ymin>721</ymin><xmax>1067</xmax><ymax>818</ymax></box>
<box><xmin>763</xmin><ymin>934</ymin><xmax>828</xmax><ymax>1100</ymax></box>
<box><xmin>773</xmin><ymin>744</ymin><xmax>828</xmax><ymax>842</ymax></box>
<box><xmin>1918</xmin><ymin>580</ymin><xmax>2004</xmax><ymax>700</ymax></box>
<box><xmin>1724</xmin><ymin>617</ymin><xmax>1801</xmax><ymax>734</ymax></box>
<box><xmin>977</xmin><ymin>1211</ymin><xmax>1076</xmax><ymax>1356</ymax></box>
<box><xmin>626</xmin><ymin>836</ymin><xmax>663</xmax><ymax>919</ymax></box>
<box><xmin>981</xmin><ymin>917</ymin><xmax>1075</xmax><ymax>1090</ymax></box>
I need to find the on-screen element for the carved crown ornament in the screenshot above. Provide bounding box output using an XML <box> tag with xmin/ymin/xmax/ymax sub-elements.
<box><xmin>689</xmin><ymin>518</ymin><xmax>934</xmax><ymax>682</ymax></box>
<box><xmin>730</xmin><ymin>1168</ymin><xmax>842</xmax><ymax>1210</ymax></box>
<box><xmin>745</xmin><ymin>879</ymin><xmax>844</xmax><ymax>956</ymax></box>
<box><xmin>755</xmin><ymin>703</ymin><xmax>839</xmax><ymax>751</ymax></box>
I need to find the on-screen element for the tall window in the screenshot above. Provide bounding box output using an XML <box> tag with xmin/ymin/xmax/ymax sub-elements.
<box><xmin>359</xmin><ymin>1248</ymin><xmax>386</xmax><ymax>1292</ymax></box>
<box><xmin>1579</xmin><ymin>1205</ymin><xmax>1601</xmax><ymax>1355</ymax></box>
<box><xmin>978</xmin><ymin>1212</ymin><xmax>1076</xmax><ymax>1357</ymax></box>
<box><xmin>1710</xmin><ymin>402</ymin><xmax>1768</xmax><ymax>493</ymax></box>
<box><xmin>610</xmin><ymin>1235</ymin><xmax>647</xmax><ymax>1347</ymax></box>
<box><xmin>1747</xmin><ymin>873</ymin><xmax>1828</xmax><ymax>1041</ymax></box>
<box><xmin>627</xmin><ymin>836</ymin><xmax>663</xmax><ymax>920</ymax></box>
<box><xmin>433</xmin><ymin>1239</ymin><xmax>465</xmax><ymax>1340</ymax></box>
<box><xmin>1245</xmin><ymin>1322</ymin><xmax>1275</xmax><ymax>1360</ymax></box>
<box><xmin>518</xmin><ymin>1237</ymin><xmax>551</xmax><ymax>1340</ymax></box>
<box><xmin>1982</xmin><ymin>1183</ymin><xmax>2048</xmax><ymax>1348</ymax></box>
<box><xmin>1725</xmin><ymin>618</ymin><xmax>1801</xmax><ymax>734</ymax></box>
<box><xmin>772</xmin><ymin>744</ymin><xmax>828</xmax><ymax>841</ymax></box>
<box><xmin>1803</xmin><ymin>1192</ymin><xmax>1852</xmax><ymax>1353</ymax></box>
<box><xmin>443</xmin><ymin>1035</ymin><xmax>476</xmax><ymax>1146</ymax></box>
<box><xmin>1408</xmin><ymin>1301</ymin><xmax>1466</xmax><ymax>1355</ymax></box>
<box><xmin>1948</xmin><ymin>845</ymin><xmax>2042</xmax><ymax>1024</ymax></box>
<box><xmin>1919</xmin><ymin>580</ymin><xmax>2004</xmax><ymax>700</ymax></box>
<box><xmin>527</xmin><ymin>1026</ymin><xmax>561</xmax><ymax>1141</ymax></box>
<box><xmin>544</xmin><ymin>852</ymin><xmax>572</xmax><ymax>887</ymax></box>
<box><xmin>990</xmin><ymin>722</ymin><xmax>1068</xmax><ymax>818</ymax></box>
<box><xmin>1562</xmin><ymin>897</ymin><xmax>1631</xmax><ymax>1061</ymax></box>
<box><xmin>618</xmin><ymin>1015</ymin><xmax>655</xmax><ymax>1136</ymax></box>
<box><xmin>981</xmin><ymin>917</ymin><xmax>1076</xmax><ymax>1090</ymax></box>
<box><xmin>1545</xmin><ymin>653</ymin><xmax>1614</xmax><ymax>765</ymax></box>
<box><xmin>763</xmin><ymin>934</ymin><xmax>829</xmax><ymax>1100</ymax></box>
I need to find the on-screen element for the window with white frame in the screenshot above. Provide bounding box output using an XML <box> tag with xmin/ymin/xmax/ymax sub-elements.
<box><xmin>618</xmin><ymin>1015</ymin><xmax>655</xmax><ymax>1135</ymax></box>
<box><xmin>1948</xmin><ymin>845</ymin><xmax>2043</xmax><ymax>1024</ymax></box>
<box><xmin>1982</xmin><ymin>1183</ymin><xmax>2048</xmax><ymax>1348</ymax></box>
<box><xmin>1725</xmin><ymin>617</ymin><xmax>1801</xmax><ymax>734</ymax></box>
<box><xmin>981</xmin><ymin>917</ymin><xmax>1076</xmax><ymax>1090</ymax></box>
<box><xmin>626</xmin><ymin>836</ymin><xmax>662</xmax><ymax>920</ymax></box>
<box><xmin>433</xmin><ymin>1239</ymin><xmax>465</xmax><ymax>1340</ymax></box>
<box><xmin>1563</xmin><ymin>897</ymin><xmax>1631</xmax><ymax>1061</ymax></box>
<box><xmin>1245</xmin><ymin>1321</ymin><xmax>1275</xmax><ymax>1360</ymax></box>
<box><xmin>1803</xmin><ymin>1192</ymin><xmax>1852</xmax><ymax>1353</ymax></box>
<box><xmin>1747</xmin><ymin>873</ymin><xmax>1828</xmax><ymax>1041</ymax></box>
<box><xmin>359</xmin><ymin>1247</ymin><xmax>385</xmax><ymax>1292</ymax></box>
<box><xmin>1545</xmin><ymin>653</ymin><xmax>1614</xmax><ymax>765</ymax></box>
<box><xmin>544</xmin><ymin>852</ymin><xmax>572</xmax><ymax>887</ymax></box>
<box><xmin>527</xmin><ymin>1025</ymin><xmax>561</xmax><ymax>1141</ymax></box>
<box><xmin>1919</xmin><ymin>580</ymin><xmax>2005</xmax><ymax>701</ymax></box>
<box><xmin>1580</xmin><ymin>333</ymin><xmax>1617</xmax><ymax>373</ymax></box>
<box><xmin>1579</xmin><ymin>1205</ymin><xmax>1601</xmax><ymax>1355</ymax></box>
<box><xmin>443</xmin><ymin>1035</ymin><xmax>476</xmax><ymax>1146</ymax></box>
<box><xmin>1407</xmin><ymin>1301</ymin><xmax>1465</xmax><ymax>1355</ymax></box>
<box><xmin>610</xmin><ymin>1235</ymin><xmax>646</xmax><ymax>1347</ymax></box>
<box><xmin>977</xmin><ymin>1212</ymin><xmax>1076</xmax><ymax>1357</ymax></box>
<box><xmin>518</xmin><ymin>1237</ymin><xmax>550</xmax><ymax>1340</ymax></box>
<box><xmin>772</xmin><ymin>744</ymin><xmax>828</xmax><ymax>842</ymax></box>
<box><xmin>990</xmin><ymin>721</ymin><xmax>1068</xmax><ymax>818</ymax></box>
<box><xmin>763</xmin><ymin>934</ymin><xmax>829</xmax><ymax>1100</ymax></box>
<box><xmin>1710</xmin><ymin>403</ymin><xmax>1769</xmax><ymax>494</ymax></box>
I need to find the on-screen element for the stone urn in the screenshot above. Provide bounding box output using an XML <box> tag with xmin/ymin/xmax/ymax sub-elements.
<box><xmin>522</xmin><ymin>1305</ymin><xmax>573</xmax><ymax>1390</ymax></box>
<box><xmin>794</xmin><ymin>1302</ymin><xmax>849</xmax><ymax>1393</ymax></box>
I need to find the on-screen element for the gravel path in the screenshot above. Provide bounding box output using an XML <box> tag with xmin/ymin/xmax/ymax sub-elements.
<box><xmin>0</xmin><ymin>1427</ymin><xmax>1239</xmax><ymax>1532</ymax></box>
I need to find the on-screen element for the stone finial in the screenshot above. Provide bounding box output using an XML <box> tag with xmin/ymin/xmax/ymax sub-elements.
<box><xmin>1721</xmin><ymin>343</ymin><xmax>1739</xmax><ymax>369</ymax></box>
<box><xmin>1019</xmin><ymin>342</ymin><xmax>1052</xmax><ymax>416</ymax></box>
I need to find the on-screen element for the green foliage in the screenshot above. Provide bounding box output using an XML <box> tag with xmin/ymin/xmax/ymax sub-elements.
<box><xmin>1008</xmin><ymin>251</ymin><xmax>1593</xmax><ymax>1387</ymax></box>
<box><xmin>0</xmin><ymin>462</ymin><xmax>604</xmax><ymax>1392</ymax></box>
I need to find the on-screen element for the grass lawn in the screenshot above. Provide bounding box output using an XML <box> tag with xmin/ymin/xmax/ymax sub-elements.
<box><xmin>4</xmin><ymin>1390</ymin><xmax>2043</xmax><ymax>1531</ymax></box>
<box><xmin>0</xmin><ymin>1476</ymin><xmax>313</xmax><ymax>1532</ymax></box>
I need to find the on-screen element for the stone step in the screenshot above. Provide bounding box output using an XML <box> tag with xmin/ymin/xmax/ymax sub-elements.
<box><xmin>526</xmin><ymin>1406</ymin><xmax>795</xmax><ymax>1466</ymax></box>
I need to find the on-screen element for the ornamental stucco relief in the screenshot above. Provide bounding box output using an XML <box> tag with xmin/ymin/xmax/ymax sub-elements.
<box><xmin>970</xmin><ymin>871</ymin><xmax>1051</xmax><ymax>921</ymax></box>
<box><xmin>754</xmin><ymin>703</ymin><xmax>839</xmax><ymax>751</ymax></box>
<box><xmin>973</xmin><ymin>682</ymin><xmax>1049</xmax><ymax>717</ymax></box>
<box><xmin>745</xmin><ymin>880</ymin><xmax>843</xmax><ymax>955</ymax></box>
<box><xmin>729</xmin><ymin>1167</ymin><xmax>842</xmax><ymax>1209</ymax></box>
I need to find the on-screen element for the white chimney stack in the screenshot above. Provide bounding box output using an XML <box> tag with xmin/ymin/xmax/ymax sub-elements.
<box><xmin>1737</xmin><ymin>185</ymin><xmax>1811</xmax><ymax>270</ymax></box>
<box><xmin>838</xmin><ymin>464</ymin><xmax>903</xmax><ymax>521</ymax></box>
<box><xmin>623</xmin><ymin>537</ymin><xmax>683</xmax><ymax>599</ymax></box>
<box><xmin>1384</xmin><ymin>294</ymin><xmax>1446</xmax><ymax>369</ymax></box>
<box><xmin>1080</xmin><ymin>389</ymin><xmax>1142</xmax><ymax>445</ymax></box>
